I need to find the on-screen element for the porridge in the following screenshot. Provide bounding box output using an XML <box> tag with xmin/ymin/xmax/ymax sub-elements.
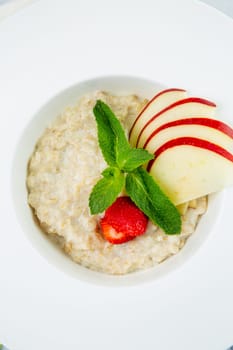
<box><xmin>27</xmin><ymin>91</ymin><xmax>207</xmax><ymax>275</ymax></box>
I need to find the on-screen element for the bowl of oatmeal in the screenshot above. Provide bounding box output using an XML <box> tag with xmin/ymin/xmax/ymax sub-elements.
<box><xmin>12</xmin><ymin>76</ymin><xmax>224</xmax><ymax>285</ymax></box>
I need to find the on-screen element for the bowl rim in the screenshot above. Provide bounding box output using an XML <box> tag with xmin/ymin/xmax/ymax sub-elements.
<box><xmin>11</xmin><ymin>74</ymin><xmax>225</xmax><ymax>287</ymax></box>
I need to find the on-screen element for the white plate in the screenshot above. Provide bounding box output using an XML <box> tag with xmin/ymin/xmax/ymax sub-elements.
<box><xmin>0</xmin><ymin>1</ymin><xmax>233</xmax><ymax>349</ymax></box>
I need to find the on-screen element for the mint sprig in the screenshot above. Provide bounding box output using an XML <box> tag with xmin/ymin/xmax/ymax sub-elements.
<box><xmin>89</xmin><ymin>100</ymin><xmax>181</xmax><ymax>235</ymax></box>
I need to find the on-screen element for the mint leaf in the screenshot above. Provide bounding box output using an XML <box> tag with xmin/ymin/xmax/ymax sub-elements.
<box><xmin>120</xmin><ymin>148</ymin><xmax>154</xmax><ymax>172</ymax></box>
<box><xmin>93</xmin><ymin>100</ymin><xmax>130</xmax><ymax>168</ymax></box>
<box><xmin>126</xmin><ymin>167</ymin><xmax>181</xmax><ymax>234</ymax></box>
<box><xmin>93</xmin><ymin>101</ymin><xmax>117</xmax><ymax>166</ymax></box>
<box><xmin>94</xmin><ymin>100</ymin><xmax>154</xmax><ymax>172</ymax></box>
<box><xmin>89</xmin><ymin>167</ymin><xmax>125</xmax><ymax>214</ymax></box>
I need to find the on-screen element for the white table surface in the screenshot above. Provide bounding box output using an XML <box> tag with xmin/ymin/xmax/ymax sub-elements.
<box><xmin>0</xmin><ymin>0</ymin><xmax>233</xmax><ymax>19</ymax></box>
<box><xmin>0</xmin><ymin>1</ymin><xmax>233</xmax><ymax>350</ymax></box>
<box><xmin>203</xmin><ymin>0</ymin><xmax>233</xmax><ymax>17</ymax></box>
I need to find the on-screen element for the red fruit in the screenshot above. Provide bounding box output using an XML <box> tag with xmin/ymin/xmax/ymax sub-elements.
<box><xmin>100</xmin><ymin>220</ymin><xmax>132</xmax><ymax>244</ymax></box>
<box><xmin>100</xmin><ymin>196</ymin><xmax>148</xmax><ymax>244</ymax></box>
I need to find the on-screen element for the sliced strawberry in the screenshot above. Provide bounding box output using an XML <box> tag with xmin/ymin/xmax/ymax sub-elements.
<box><xmin>100</xmin><ymin>196</ymin><xmax>148</xmax><ymax>244</ymax></box>
<box><xmin>100</xmin><ymin>219</ymin><xmax>133</xmax><ymax>244</ymax></box>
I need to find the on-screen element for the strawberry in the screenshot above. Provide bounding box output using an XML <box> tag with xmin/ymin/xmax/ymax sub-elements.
<box><xmin>100</xmin><ymin>196</ymin><xmax>148</xmax><ymax>244</ymax></box>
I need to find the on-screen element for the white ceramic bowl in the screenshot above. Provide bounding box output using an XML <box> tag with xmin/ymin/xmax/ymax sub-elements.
<box><xmin>11</xmin><ymin>75</ymin><xmax>224</xmax><ymax>286</ymax></box>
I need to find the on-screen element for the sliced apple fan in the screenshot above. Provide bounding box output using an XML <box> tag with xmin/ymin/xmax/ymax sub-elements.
<box><xmin>129</xmin><ymin>88</ymin><xmax>233</xmax><ymax>205</ymax></box>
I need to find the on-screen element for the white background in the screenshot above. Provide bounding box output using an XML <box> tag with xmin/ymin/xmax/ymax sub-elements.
<box><xmin>0</xmin><ymin>1</ymin><xmax>233</xmax><ymax>350</ymax></box>
<box><xmin>0</xmin><ymin>0</ymin><xmax>233</xmax><ymax>19</ymax></box>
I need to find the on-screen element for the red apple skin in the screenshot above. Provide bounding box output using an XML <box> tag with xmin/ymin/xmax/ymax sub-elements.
<box><xmin>147</xmin><ymin>137</ymin><xmax>233</xmax><ymax>172</ymax></box>
<box><xmin>143</xmin><ymin>117</ymin><xmax>233</xmax><ymax>150</ymax></box>
<box><xmin>129</xmin><ymin>88</ymin><xmax>186</xmax><ymax>139</ymax></box>
<box><xmin>135</xmin><ymin>97</ymin><xmax>216</xmax><ymax>147</ymax></box>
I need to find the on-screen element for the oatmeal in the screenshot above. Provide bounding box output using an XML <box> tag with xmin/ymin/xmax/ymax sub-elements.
<box><xmin>27</xmin><ymin>91</ymin><xmax>207</xmax><ymax>275</ymax></box>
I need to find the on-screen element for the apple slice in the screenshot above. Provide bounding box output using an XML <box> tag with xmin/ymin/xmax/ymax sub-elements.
<box><xmin>144</xmin><ymin>118</ymin><xmax>233</xmax><ymax>155</ymax></box>
<box><xmin>148</xmin><ymin>137</ymin><xmax>233</xmax><ymax>205</ymax></box>
<box><xmin>135</xmin><ymin>97</ymin><xmax>216</xmax><ymax>148</ymax></box>
<box><xmin>176</xmin><ymin>202</ymin><xmax>189</xmax><ymax>215</ymax></box>
<box><xmin>129</xmin><ymin>88</ymin><xmax>188</xmax><ymax>147</ymax></box>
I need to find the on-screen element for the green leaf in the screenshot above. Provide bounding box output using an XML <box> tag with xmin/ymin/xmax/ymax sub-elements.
<box><xmin>93</xmin><ymin>101</ymin><xmax>117</xmax><ymax>166</ymax></box>
<box><xmin>126</xmin><ymin>167</ymin><xmax>181</xmax><ymax>234</ymax></box>
<box><xmin>120</xmin><ymin>148</ymin><xmax>154</xmax><ymax>172</ymax></box>
<box><xmin>89</xmin><ymin>167</ymin><xmax>125</xmax><ymax>214</ymax></box>
<box><xmin>93</xmin><ymin>100</ymin><xmax>130</xmax><ymax>168</ymax></box>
